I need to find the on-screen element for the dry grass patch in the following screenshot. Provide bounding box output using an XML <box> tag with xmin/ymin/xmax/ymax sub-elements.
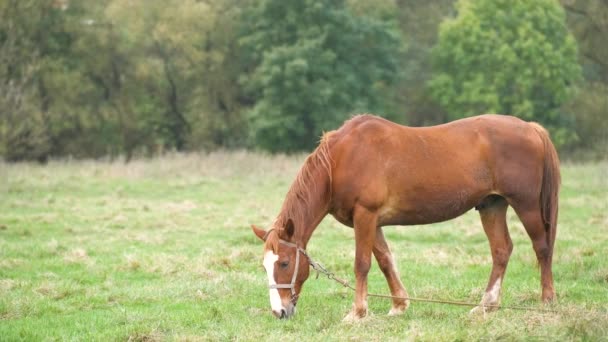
<box><xmin>0</xmin><ymin>279</ymin><xmax>19</xmax><ymax>292</ymax></box>
<box><xmin>127</xmin><ymin>330</ymin><xmax>164</xmax><ymax>342</ymax></box>
<box><xmin>46</xmin><ymin>239</ymin><xmax>61</xmax><ymax>255</ymax></box>
<box><xmin>33</xmin><ymin>281</ymin><xmax>82</xmax><ymax>300</ymax></box>
<box><xmin>0</xmin><ymin>258</ymin><xmax>24</xmax><ymax>269</ymax></box>
<box><xmin>592</xmin><ymin>268</ymin><xmax>608</xmax><ymax>284</ymax></box>
<box><xmin>128</xmin><ymin>232</ymin><xmax>166</xmax><ymax>245</ymax></box>
<box><xmin>123</xmin><ymin>254</ymin><xmax>142</xmax><ymax>271</ymax></box>
<box><xmin>81</xmin><ymin>150</ymin><xmax>304</xmax><ymax>181</ymax></box>
<box><xmin>173</xmin><ymin>334</ymin><xmax>208</xmax><ymax>342</ymax></box>
<box><xmin>63</xmin><ymin>247</ymin><xmax>91</xmax><ymax>264</ymax></box>
<box><xmin>145</xmin><ymin>254</ymin><xmax>189</xmax><ymax>275</ymax></box>
<box><xmin>162</xmin><ymin>200</ymin><xmax>198</xmax><ymax>214</ymax></box>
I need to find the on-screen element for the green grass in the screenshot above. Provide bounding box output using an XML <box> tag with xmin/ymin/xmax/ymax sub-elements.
<box><xmin>0</xmin><ymin>152</ymin><xmax>607</xmax><ymax>341</ymax></box>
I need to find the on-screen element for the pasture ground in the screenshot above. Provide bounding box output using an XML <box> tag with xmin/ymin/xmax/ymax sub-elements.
<box><xmin>0</xmin><ymin>152</ymin><xmax>607</xmax><ymax>341</ymax></box>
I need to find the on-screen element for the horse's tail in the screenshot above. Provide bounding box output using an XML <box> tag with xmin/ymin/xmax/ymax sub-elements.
<box><xmin>530</xmin><ymin>122</ymin><xmax>561</xmax><ymax>254</ymax></box>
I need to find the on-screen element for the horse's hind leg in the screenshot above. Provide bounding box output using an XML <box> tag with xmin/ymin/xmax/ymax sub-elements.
<box><xmin>373</xmin><ymin>227</ymin><xmax>409</xmax><ymax>315</ymax></box>
<box><xmin>512</xmin><ymin>203</ymin><xmax>556</xmax><ymax>303</ymax></box>
<box><xmin>471</xmin><ymin>196</ymin><xmax>512</xmax><ymax>313</ymax></box>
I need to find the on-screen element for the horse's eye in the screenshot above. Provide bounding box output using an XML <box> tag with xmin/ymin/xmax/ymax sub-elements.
<box><xmin>279</xmin><ymin>261</ymin><xmax>289</xmax><ymax>269</ymax></box>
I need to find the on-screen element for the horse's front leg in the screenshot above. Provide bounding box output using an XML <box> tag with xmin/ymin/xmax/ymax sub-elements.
<box><xmin>373</xmin><ymin>227</ymin><xmax>409</xmax><ymax>315</ymax></box>
<box><xmin>344</xmin><ymin>206</ymin><xmax>377</xmax><ymax>322</ymax></box>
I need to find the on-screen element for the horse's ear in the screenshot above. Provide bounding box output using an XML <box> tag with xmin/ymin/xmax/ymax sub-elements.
<box><xmin>251</xmin><ymin>224</ymin><xmax>266</xmax><ymax>241</ymax></box>
<box><xmin>285</xmin><ymin>218</ymin><xmax>295</xmax><ymax>239</ymax></box>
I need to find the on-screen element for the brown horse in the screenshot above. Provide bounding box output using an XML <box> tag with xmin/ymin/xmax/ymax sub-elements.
<box><xmin>251</xmin><ymin>114</ymin><xmax>560</xmax><ymax>320</ymax></box>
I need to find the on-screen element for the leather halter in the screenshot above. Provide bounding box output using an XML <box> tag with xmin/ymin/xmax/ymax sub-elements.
<box><xmin>264</xmin><ymin>229</ymin><xmax>309</xmax><ymax>299</ymax></box>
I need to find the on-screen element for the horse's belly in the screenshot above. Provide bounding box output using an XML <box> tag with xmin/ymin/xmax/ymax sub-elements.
<box><xmin>377</xmin><ymin>189</ymin><xmax>486</xmax><ymax>226</ymax></box>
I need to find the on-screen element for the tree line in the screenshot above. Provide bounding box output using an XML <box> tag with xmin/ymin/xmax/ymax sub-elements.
<box><xmin>0</xmin><ymin>0</ymin><xmax>605</xmax><ymax>161</ymax></box>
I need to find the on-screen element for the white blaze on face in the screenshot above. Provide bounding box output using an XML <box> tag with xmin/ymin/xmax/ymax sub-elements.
<box><xmin>263</xmin><ymin>250</ymin><xmax>283</xmax><ymax>313</ymax></box>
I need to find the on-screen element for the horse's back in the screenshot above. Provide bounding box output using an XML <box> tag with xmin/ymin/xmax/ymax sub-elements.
<box><xmin>330</xmin><ymin>114</ymin><xmax>541</xmax><ymax>170</ymax></box>
<box><xmin>334</xmin><ymin>114</ymin><xmax>543</xmax><ymax>171</ymax></box>
<box><xmin>327</xmin><ymin>114</ymin><xmax>546</xmax><ymax>226</ymax></box>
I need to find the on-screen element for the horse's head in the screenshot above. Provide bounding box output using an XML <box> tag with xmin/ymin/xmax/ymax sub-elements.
<box><xmin>252</xmin><ymin>220</ymin><xmax>310</xmax><ymax>319</ymax></box>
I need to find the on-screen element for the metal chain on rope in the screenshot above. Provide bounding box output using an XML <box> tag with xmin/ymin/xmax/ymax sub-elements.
<box><xmin>308</xmin><ymin>256</ymin><xmax>354</xmax><ymax>289</ymax></box>
<box><xmin>306</xmin><ymin>253</ymin><xmax>558</xmax><ymax>313</ymax></box>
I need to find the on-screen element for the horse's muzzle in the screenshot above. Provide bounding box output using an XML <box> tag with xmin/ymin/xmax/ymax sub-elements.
<box><xmin>273</xmin><ymin>303</ymin><xmax>296</xmax><ymax>319</ymax></box>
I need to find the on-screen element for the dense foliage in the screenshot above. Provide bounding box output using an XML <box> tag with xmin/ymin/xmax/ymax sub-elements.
<box><xmin>559</xmin><ymin>0</ymin><xmax>608</xmax><ymax>154</ymax></box>
<box><xmin>0</xmin><ymin>0</ymin><xmax>605</xmax><ymax>160</ymax></box>
<box><xmin>240</xmin><ymin>0</ymin><xmax>403</xmax><ymax>152</ymax></box>
<box><xmin>429</xmin><ymin>0</ymin><xmax>581</xmax><ymax>146</ymax></box>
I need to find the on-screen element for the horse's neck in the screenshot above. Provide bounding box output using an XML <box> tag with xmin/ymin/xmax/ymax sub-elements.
<box><xmin>296</xmin><ymin>194</ymin><xmax>329</xmax><ymax>248</ymax></box>
<box><xmin>277</xmin><ymin>162</ymin><xmax>331</xmax><ymax>249</ymax></box>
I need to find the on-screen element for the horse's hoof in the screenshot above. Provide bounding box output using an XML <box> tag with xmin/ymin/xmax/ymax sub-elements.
<box><xmin>469</xmin><ymin>305</ymin><xmax>485</xmax><ymax>315</ymax></box>
<box><xmin>470</xmin><ymin>303</ymin><xmax>499</xmax><ymax>315</ymax></box>
<box><xmin>388</xmin><ymin>305</ymin><xmax>408</xmax><ymax>316</ymax></box>
<box><xmin>389</xmin><ymin>298</ymin><xmax>409</xmax><ymax>316</ymax></box>
<box><xmin>542</xmin><ymin>293</ymin><xmax>557</xmax><ymax>303</ymax></box>
<box><xmin>342</xmin><ymin>307</ymin><xmax>368</xmax><ymax>323</ymax></box>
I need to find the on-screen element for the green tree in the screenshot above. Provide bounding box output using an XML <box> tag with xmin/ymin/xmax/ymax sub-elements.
<box><xmin>66</xmin><ymin>0</ymin><xmax>241</xmax><ymax>158</ymax></box>
<box><xmin>395</xmin><ymin>0</ymin><xmax>455</xmax><ymax>126</ymax></box>
<box><xmin>560</xmin><ymin>0</ymin><xmax>608</xmax><ymax>154</ymax></box>
<box><xmin>239</xmin><ymin>0</ymin><xmax>403</xmax><ymax>152</ymax></box>
<box><xmin>429</xmin><ymin>0</ymin><xmax>581</xmax><ymax>146</ymax></box>
<box><xmin>100</xmin><ymin>0</ymin><xmax>246</xmax><ymax>155</ymax></box>
<box><xmin>0</xmin><ymin>0</ymin><xmax>72</xmax><ymax>161</ymax></box>
<box><xmin>1</xmin><ymin>0</ymin><xmax>247</xmax><ymax>161</ymax></box>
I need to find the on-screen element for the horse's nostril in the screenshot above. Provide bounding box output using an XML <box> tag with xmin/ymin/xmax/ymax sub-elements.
<box><xmin>272</xmin><ymin>309</ymin><xmax>288</xmax><ymax>319</ymax></box>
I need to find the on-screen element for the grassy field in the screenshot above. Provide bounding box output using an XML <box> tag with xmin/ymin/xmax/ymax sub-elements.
<box><xmin>0</xmin><ymin>152</ymin><xmax>607</xmax><ymax>341</ymax></box>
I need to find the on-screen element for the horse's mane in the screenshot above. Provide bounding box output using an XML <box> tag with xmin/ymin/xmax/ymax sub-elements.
<box><xmin>265</xmin><ymin>132</ymin><xmax>335</xmax><ymax>249</ymax></box>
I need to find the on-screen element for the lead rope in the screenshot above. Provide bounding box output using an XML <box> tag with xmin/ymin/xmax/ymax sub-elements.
<box><xmin>306</xmin><ymin>254</ymin><xmax>558</xmax><ymax>313</ymax></box>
